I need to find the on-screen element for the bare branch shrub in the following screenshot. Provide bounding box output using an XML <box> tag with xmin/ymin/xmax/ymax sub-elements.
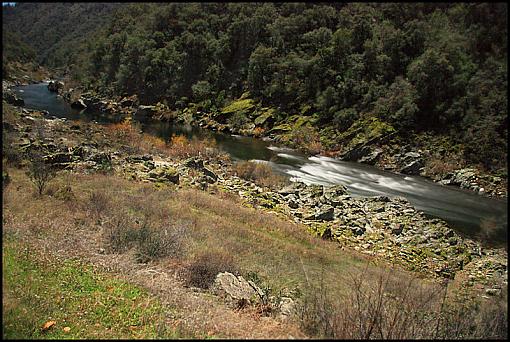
<box><xmin>436</xmin><ymin>284</ymin><xmax>507</xmax><ymax>339</ymax></box>
<box><xmin>297</xmin><ymin>267</ymin><xmax>507</xmax><ymax>339</ymax></box>
<box><xmin>103</xmin><ymin>214</ymin><xmax>189</xmax><ymax>263</ymax></box>
<box><xmin>183</xmin><ymin>251</ymin><xmax>239</xmax><ymax>289</ymax></box>
<box><xmin>103</xmin><ymin>214</ymin><xmax>138</xmax><ymax>253</ymax></box>
<box><xmin>26</xmin><ymin>151</ymin><xmax>56</xmax><ymax>196</ymax></box>
<box><xmin>88</xmin><ymin>190</ymin><xmax>111</xmax><ymax>219</ymax></box>
<box><xmin>135</xmin><ymin>220</ymin><xmax>190</xmax><ymax>263</ymax></box>
<box><xmin>3</xmin><ymin>171</ymin><xmax>11</xmax><ymax>190</ymax></box>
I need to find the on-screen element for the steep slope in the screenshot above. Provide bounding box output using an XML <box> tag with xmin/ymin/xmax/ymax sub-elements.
<box><xmin>2</xmin><ymin>3</ymin><xmax>124</xmax><ymax>68</ymax></box>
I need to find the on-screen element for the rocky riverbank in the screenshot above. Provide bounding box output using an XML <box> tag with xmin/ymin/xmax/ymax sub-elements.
<box><xmin>3</xmin><ymin>101</ymin><xmax>507</xmax><ymax>300</ymax></box>
<box><xmin>45</xmin><ymin>83</ymin><xmax>508</xmax><ymax>200</ymax></box>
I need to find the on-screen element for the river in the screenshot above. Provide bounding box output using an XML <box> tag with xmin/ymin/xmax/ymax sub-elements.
<box><xmin>12</xmin><ymin>82</ymin><xmax>508</xmax><ymax>247</ymax></box>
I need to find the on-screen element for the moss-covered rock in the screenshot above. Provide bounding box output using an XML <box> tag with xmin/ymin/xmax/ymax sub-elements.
<box><xmin>340</xmin><ymin>117</ymin><xmax>396</xmax><ymax>149</ymax></box>
<box><xmin>269</xmin><ymin>123</ymin><xmax>293</xmax><ymax>134</ymax></box>
<box><xmin>148</xmin><ymin>166</ymin><xmax>179</xmax><ymax>184</ymax></box>
<box><xmin>220</xmin><ymin>98</ymin><xmax>255</xmax><ymax>115</ymax></box>
<box><xmin>254</xmin><ymin>108</ymin><xmax>275</xmax><ymax>126</ymax></box>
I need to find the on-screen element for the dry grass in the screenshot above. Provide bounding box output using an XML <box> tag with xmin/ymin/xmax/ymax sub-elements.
<box><xmin>234</xmin><ymin>160</ymin><xmax>289</xmax><ymax>188</ymax></box>
<box><xmin>4</xmin><ymin>164</ymin><xmax>504</xmax><ymax>339</ymax></box>
<box><xmin>2</xmin><ymin>130</ymin><xmax>23</xmax><ymax>167</ymax></box>
<box><xmin>298</xmin><ymin>267</ymin><xmax>507</xmax><ymax>339</ymax></box>
<box><xmin>3</xmin><ymin>165</ymin><xmax>393</xmax><ymax>301</ymax></box>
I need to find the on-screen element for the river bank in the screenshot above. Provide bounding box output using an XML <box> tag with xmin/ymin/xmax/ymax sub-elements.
<box><xmin>41</xmin><ymin>82</ymin><xmax>507</xmax><ymax>200</ymax></box>
<box><xmin>2</xmin><ymin>99</ymin><xmax>507</xmax><ymax>300</ymax></box>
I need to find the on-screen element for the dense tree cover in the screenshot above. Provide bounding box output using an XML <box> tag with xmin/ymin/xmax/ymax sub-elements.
<box><xmin>2</xmin><ymin>30</ymin><xmax>36</xmax><ymax>78</ymax></box>
<box><xmin>3</xmin><ymin>3</ymin><xmax>507</xmax><ymax>170</ymax></box>
<box><xmin>2</xmin><ymin>31</ymin><xmax>36</xmax><ymax>64</ymax></box>
<box><xmin>2</xmin><ymin>3</ymin><xmax>122</xmax><ymax>69</ymax></box>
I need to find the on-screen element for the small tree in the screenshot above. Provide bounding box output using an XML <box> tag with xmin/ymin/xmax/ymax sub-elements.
<box><xmin>26</xmin><ymin>152</ymin><xmax>56</xmax><ymax>196</ymax></box>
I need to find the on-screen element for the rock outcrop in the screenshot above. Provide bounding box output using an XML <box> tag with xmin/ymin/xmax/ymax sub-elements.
<box><xmin>211</xmin><ymin>272</ymin><xmax>264</xmax><ymax>307</ymax></box>
<box><xmin>70</xmin><ymin>98</ymin><xmax>87</xmax><ymax>109</ymax></box>
<box><xmin>47</xmin><ymin>80</ymin><xmax>64</xmax><ymax>93</ymax></box>
<box><xmin>4</xmin><ymin>90</ymin><xmax>25</xmax><ymax>106</ymax></box>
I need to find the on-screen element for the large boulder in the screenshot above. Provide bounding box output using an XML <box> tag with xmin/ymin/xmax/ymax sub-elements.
<box><xmin>47</xmin><ymin>81</ymin><xmax>64</xmax><ymax>93</ymax></box>
<box><xmin>88</xmin><ymin>151</ymin><xmax>112</xmax><ymax>164</ymax></box>
<box><xmin>448</xmin><ymin>168</ymin><xmax>478</xmax><ymax>187</ymax></box>
<box><xmin>120</xmin><ymin>94</ymin><xmax>139</xmax><ymax>107</ymax></box>
<box><xmin>202</xmin><ymin>166</ymin><xmax>218</xmax><ymax>182</ymax></box>
<box><xmin>211</xmin><ymin>272</ymin><xmax>263</xmax><ymax>307</ymax></box>
<box><xmin>184</xmin><ymin>157</ymin><xmax>217</xmax><ymax>182</ymax></box>
<box><xmin>148</xmin><ymin>166</ymin><xmax>179</xmax><ymax>184</ymax></box>
<box><xmin>81</xmin><ymin>94</ymin><xmax>102</xmax><ymax>110</ymax></box>
<box><xmin>184</xmin><ymin>157</ymin><xmax>204</xmax><ymax>169</ymax></box>
<box><xmin>278</xmin><ymin>297</ymin><xmax>297</xmax><ymax>320</ymax></box>
<box><xmin>44</xmin><ymin>151</ymin><xmax>73</xmax><ymax>164</ymax></box>
<box><xmin>400</xmin><ymin>159</ymin><xmax>424</xmax><ymax>175</ymax></box>
<box><xmin>4</xmin><ymin>90</ymin><xmax>25</xmax><ymax>106</ymax></box>
<box><xmin>398</xmin><ymin>151</ymin><xmax>424</xmax><ymax>175</ymax></box>
<box><xmin>315</xmin><ymin>205</ymin><xmax>335</xmax><ymax>221</ymax></box>
<box><xmin>322</xmin><ymin>184</ymin><xmax>349</xmax><ymax>205</ymax></box>
<box><xmin>358</xmin><ymin>147</ymin><xmax>383</xmax><ymax>165</ymax></box>
<box><xmin>70</xmin><ymin>98</ymin><xmax>87</xmax><ymax>109</ymax></box>
<box><xmin>133</xmin><ymin>105</ymin><xmax>156</xmax><ymax>122</ymax></box>
<box><xmin>254</xmin><ymin>109</ymin><xmax>276</xmax><ymax>127</ymax></box>
<box><xmin>342</xmin><ymin>145</ymin><xmax>373</xmax><ymax>162</ymax></box>
<box><xmin>278</xmin><ymin>181</ymin><xmax>307</xmax><ymax>196</ymax></box>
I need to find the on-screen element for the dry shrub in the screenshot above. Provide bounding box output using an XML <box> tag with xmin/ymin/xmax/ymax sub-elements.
<box><xmin>54</xmin><ymin>184</ymin><xmax>76</xmax><ymax>202</ymax></box>
<box><xmin>88</xmin><ymin>190</ymin><xmax>111</xmax><ymax>219</ymax></box>
<box><xmin>106</xmin><ymin>121</ymin><xmax>168</xmax><ymax>154</ymax></box>
<box><xmin>104</xmin><ymin>121</ymin><xmax>220</xmax><ymax>159</ymax></box>
<box><xmin>298</xmin><ymin>268</ymin><xmax>507</xmax><ymax>339</ymax></box>
<box><xmin>425</xmin><ymin>154</ymin><xmax>465</xmax><ymax>178</ymax></box>
<box><xmin>289</xmin><ymin>126</ymin><xmax>323</xmax><ymax>155</ymax></box>
<box><xmin>106</xmin><ymin>121</ymin><xmax>137</xmax><ymax>141</ymax></box>
<box><xmin>3</xmin><ymin>170</ymin><xmax>11</xmax><ymax>190</ymax></box>
<box><xmin>103</xmin><ymin>213</ymin><xmax>188</xmax><ymax>263</ymax></box>
<box><xmin>104</xmin><ymin>214</ymin><xmax>138</xmax><ymax>253</ymax></box>
<box><xmin>253</xmin><ymin>126</ymin><xmax>265</xmax><ymax>138</ymax></box>
<box><xmin>438</xmin><ymin>286</ymin><xmax>507</xmax><ymax>339</ymax></box>
<box><xmin>26</xmin><ymin>151</ymin><xmax>57</xmax><ymax>196</ymax></box>
<box><xmin>141</xmin><ymin>134</ymin><xmax>167</xmax><ymax>151</ymax></box>
<box><xmin>234</xmin><ymin>160</ymin><xmax>288</xmax><ymax>188</ymax></box>
<box><xmin>135</xmin><ymin>221</ymin><xmax>189</xmax><ymax>263</ymax></box>
<box><xmin>167</xmin><ymin>134</ymin><xmax>218</xmax><ymax>159</ymax></box>
<box><xmin>183</xmin><ymin>251</ymin><xmax>239</xmax><ymax>289</ymax></box>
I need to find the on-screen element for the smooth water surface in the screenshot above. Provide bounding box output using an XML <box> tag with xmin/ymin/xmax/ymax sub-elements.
<box><xmin>13</xmin><ymin>83</ymin><xmax>508</xmax><ymax>246</ymax></box>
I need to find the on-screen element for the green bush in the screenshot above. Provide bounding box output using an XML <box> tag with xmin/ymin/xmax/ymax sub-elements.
<box><xmin>227</xmin><ymin>111</ymin><xmax>250</xmax><ymax>130</ymax></box>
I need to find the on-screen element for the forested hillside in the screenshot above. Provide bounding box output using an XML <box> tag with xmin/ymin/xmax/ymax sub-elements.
<box><xmin>2</xmin><ymin>3</ymin><xmax>123</xmax><ymax>68</ymax></box>
<box><xmin>3</xmin><ymin>2</ymin><xmax>508</xmax><ymax>171</ymax></box>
